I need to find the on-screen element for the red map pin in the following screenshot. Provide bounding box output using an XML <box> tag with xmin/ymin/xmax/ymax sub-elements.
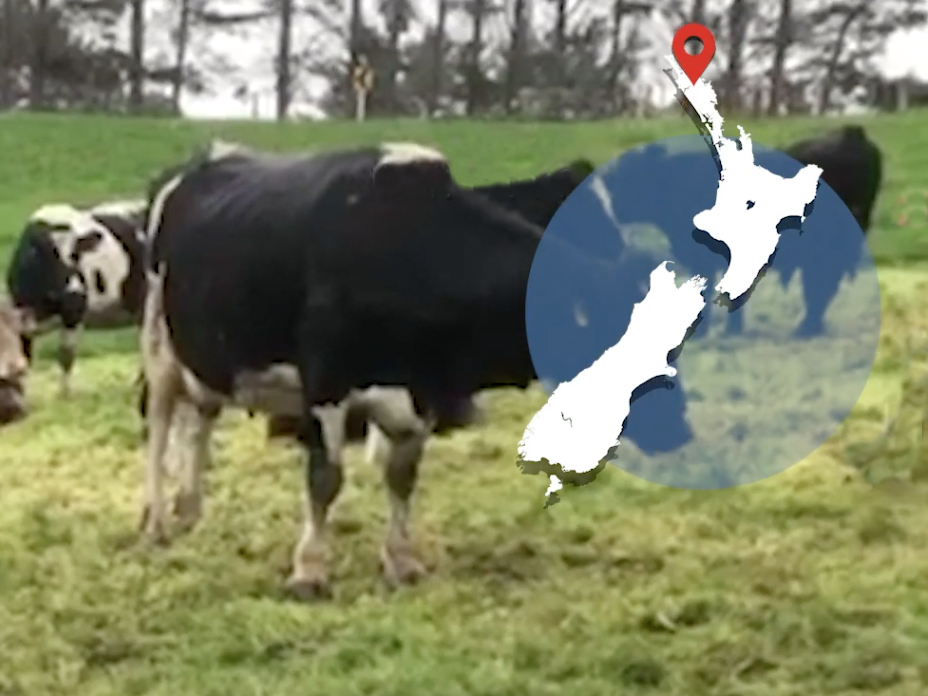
<box><xmin>672</xmin><ymin>23</ymin><xmax>716</xmax><ymax>84</ymax></box>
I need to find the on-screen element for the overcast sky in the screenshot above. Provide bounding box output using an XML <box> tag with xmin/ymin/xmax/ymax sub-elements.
<box><xmin>117</xmin><ymin>0</ymin><xmax>928</xmax><ymax>120</ymax></box>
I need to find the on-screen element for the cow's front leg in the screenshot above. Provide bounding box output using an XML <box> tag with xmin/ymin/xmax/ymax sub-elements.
<box><xmin>57</xmin><ymin>325</ymin><xmax>81</xmax><ymax>398</ymax></box>
<box><xmin>287</xmin><ymin>407</ymin><xmax>345</xmax><ymax>601</ymax></box>
<box><xmin>363</xmin><ymin>387</ymin><xmax>429</xmax><ymax>586</ymax></box>
<box><xmin>380</xmin><ymin>431</ymin><xmax>428</xmax><ymax>587</ymax></box>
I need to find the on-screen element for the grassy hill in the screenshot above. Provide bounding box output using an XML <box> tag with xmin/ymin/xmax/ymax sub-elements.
<box><xmin>0</xmin><ymin>111</ymin><xmax>928</xmax><ymax>695</ymax></box>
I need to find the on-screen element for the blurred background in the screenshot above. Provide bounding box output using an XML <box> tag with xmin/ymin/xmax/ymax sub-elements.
<box><xmin>0</xmin><ymin>0</ymin><xmax>925</xmax><ymax>122</ymax></box>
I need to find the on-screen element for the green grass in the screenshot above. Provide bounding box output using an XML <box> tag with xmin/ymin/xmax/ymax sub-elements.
<box><xmin>1</xmin><ymin>110</ymin><xmax>928</xmax><ymax>695</ymax></box>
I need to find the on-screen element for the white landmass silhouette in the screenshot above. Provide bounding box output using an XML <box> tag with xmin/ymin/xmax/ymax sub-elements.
<box><xmin>669</xmin><ymin>58</ymin><xmax>824</xmax><ymax>300</ymax></box>
<box><xmin>519</xmin><ymin>55</ymin><xmax>824</xmax><ymax>504</ymax></box>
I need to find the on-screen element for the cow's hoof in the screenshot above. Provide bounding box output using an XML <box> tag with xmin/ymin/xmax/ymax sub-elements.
<box><xmin>172</xmin><ymin>492</ymin><xmax>202</xmax><ymax>533</ymax></box>
<box><xmin>794</xmin><ymin>322</ymin><xmax>824</xmax><ymax>339</ymax></box>
<box><xmin>285</xmin><ymin>575</ymin><xmax>332</xmax><ymax>602</ymax></box>
<box><xmin>381</xmin><ymin>545</ymin><xmax>427</xmax><ymax>587</ymax></box>
<box><xmin>139</xmin><ymin>505</ymin><xmax>170</xmax><ymax>545</ymax></box>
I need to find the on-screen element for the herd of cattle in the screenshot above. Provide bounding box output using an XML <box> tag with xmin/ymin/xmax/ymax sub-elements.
<box><xmin>0</xmin><ymin>123</ymin><xmax>883</xmax><ymax>599</ymax></box>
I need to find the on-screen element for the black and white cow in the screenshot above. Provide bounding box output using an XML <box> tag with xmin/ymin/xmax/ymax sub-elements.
<box><xmin>6</xmin><ymin>199</ymin><xmax>148</xmax><ymax>395</ymax></box>
<box><xmin>138</xmin><ymin>141</ymin><xmax>693</xmax><ymax>600</ymax></box>
<box><xmin>266</xmin><ymin>158</ymin><xmax>598</xmax><ymax>445</ymax></box>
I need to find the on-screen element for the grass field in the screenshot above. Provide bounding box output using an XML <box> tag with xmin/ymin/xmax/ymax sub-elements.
<box><xmin>1</xmin><ymin>110</ymin><xmax>928</xmax><ymax>695</ymax></box>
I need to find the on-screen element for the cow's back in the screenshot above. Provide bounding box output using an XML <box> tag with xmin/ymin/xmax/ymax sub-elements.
<box><xmin>786</xmin><ymin>126</ymin><xmax>882</xmax><ymax>230</ymax></box>
<box><xmin>153</xmin><ymin>155</ymin><xmax>351</xmax><ymax>394</ymax></box>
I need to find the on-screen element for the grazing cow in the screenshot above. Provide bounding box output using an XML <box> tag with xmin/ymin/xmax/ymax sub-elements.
<box><xmin>139</xmin><ymin>141</ymin><xmax>693</xmax><ymax>599</ymax></box>
<box><xmin>0</xmin><ymin>299</ymin><xmax>35</xmax><ymax>425</ymax></box>
<box><xmin>6</xmin><ymin>200</ymin><xmax>148</xmax><ymax>395</ymax></box>
<box><xmin>266</xmin><ymin>158</ymin><xmax>597</xmax><ymax>445</ymax></box>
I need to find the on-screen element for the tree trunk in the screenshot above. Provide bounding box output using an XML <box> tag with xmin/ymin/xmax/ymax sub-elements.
<box><xmin>724</xmin><ymin>0</ymin><xmax>747</xmax><ymax>113</ymax></box>
<box><xmin>503</xmin><ymin>0</ymin><xmax>526</xmax><ymax>114</ymax></box>
<box><xmin>385</xmin><ymin>0</ymin><xmax>402</xmax><ymax>113</ymax></box>
<box><xmin>552</xmin><ymin>0</ymin><xmax>566</xmax><ymax>116</ymax></box>
<box><xmin>171</xmin><ymin>0</ymin><xmax>191</xmax><ymax>115</ymax></box>
<box><xmin>349</xmin><ymin>0</ymin><xmax>362</xmax><ymax>62</ymax></box>
<box><xmin>607</xmin><ymin>0</ymin><xmax>625</xmax><ymax>113</ymax></box>
<box><xmin>817</xmin><ymin>7</ymin><xmax>863</xmax><ymax>115</ymax></box>
<box><xmin>0</xmin><ymin>0</ymin><xmax>13</xmax><ymax>107</ymax></box>
<box><xmin>29</xmin><ymin>0</ymin><xmax>50</xmax><ymax>109</ymax></box>
<box><xmin>276</xmin><ymin>0</ymin><xmax>293</xmax><ymax>121</ymax></box>
<box><xmin>768</xmin><ymin>0</ymin><xmax>791</xmax><ymax>116</ymax></box>
<box><xmin>465</xmin><ymin>0</ymin><xmax>485</xmax><ymax>117</ymax></box>
<box><xmin>427</xmin><ymin>0</ymin><xmax>447</xmax><ymax>114</ymax></box>
<box><xmin>128</xmin><ymin>0</ymin><xmax>145</xmax><ymax>112</ymax></box>
<box><xmin>691</xmin><ymin>0</ymin><xmax>705</xmax><ymax>24</ymax></box>
<box><xmin>347</xmin><ymin>0</ymin><xmax>363</xmax><ymax>118</ymax></box>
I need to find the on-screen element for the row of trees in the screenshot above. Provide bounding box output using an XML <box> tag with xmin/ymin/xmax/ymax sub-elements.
<box><xmin>0</xmin><ymin>0</ymin><xmax>925</xmax><ymax>120</ymax></box>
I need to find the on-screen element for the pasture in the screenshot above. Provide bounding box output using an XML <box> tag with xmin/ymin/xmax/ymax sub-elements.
<box><xmin>1</xmin><ymin>110</ymin><xmax>928</xmax><ymax>695</ymax></box>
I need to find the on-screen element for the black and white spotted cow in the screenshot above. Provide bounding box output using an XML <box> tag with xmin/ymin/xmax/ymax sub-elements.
<box><xmin>138</xmin><ymin>141</ymin><xmax>686</xmax><ymax>599</ymax></box>
<box><xmin>6</xmin><ymin>199</ymin><xmax>148</xmax><ymax>396</ymax></box>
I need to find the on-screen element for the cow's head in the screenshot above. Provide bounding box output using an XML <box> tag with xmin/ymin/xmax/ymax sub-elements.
<box><xmin>7</xmin><ymin>222</ymin><xmax>88</xmax><ymax>329</ymax></box>
<box><xmin>0</xmin><ymin>302</ymin><xmax>35</xmax><ymax>425</ymax></box>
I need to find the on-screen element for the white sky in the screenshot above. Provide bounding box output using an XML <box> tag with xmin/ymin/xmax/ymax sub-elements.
<box><xmin>116</xmin><ymin>0</ymin><xmax>928</xmax><ymax>120</ymax></box>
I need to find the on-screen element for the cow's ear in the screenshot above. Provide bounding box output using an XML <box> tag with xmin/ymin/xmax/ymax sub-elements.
<box><xmin>373</xmin><ymin>160</ymin><xmax>452</xmax><ymax>199</ymax></box>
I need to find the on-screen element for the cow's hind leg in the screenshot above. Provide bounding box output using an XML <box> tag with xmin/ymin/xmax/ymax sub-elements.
<box><xmin>140</xmin><ymin>364</ymin><xmax>181</xmax><ymax>542</ymax></box>
<box><xmin>795</xmin><ymin>265</ymin><xmax>844</xmax><ymax>338</ymax></box>
<box><xmin>172</xmin><ymin>399</ymin><xmax>220</xmax><ymax>533</ymax></box>
<box><xmin>139</xmin><ymin>272</ymin><xmax>181</xmax><ymax>543</ymax></box>
<box><xmin>287</xmin><ymin>403</ymin><xmax>346</xmax><ymax>601</ymax></box>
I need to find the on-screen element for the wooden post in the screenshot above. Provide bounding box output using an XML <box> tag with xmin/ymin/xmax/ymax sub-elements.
<box><xmin>351</xmin><ymin>56</ymin><xmax>374</xmax><ymax>122</ymax></box>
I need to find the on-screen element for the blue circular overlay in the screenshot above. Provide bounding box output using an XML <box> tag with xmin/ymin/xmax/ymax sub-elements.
<box><xmin>525</xmin><ymin>134</ymin><xmax>881</xmax><ymax>489</ymax></box>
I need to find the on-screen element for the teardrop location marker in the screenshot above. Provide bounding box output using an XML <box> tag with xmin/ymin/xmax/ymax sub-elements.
<box><xmin>671</xmin><ymin>23</ymin><xmax>716</xmax><ymax>85</ymax></box>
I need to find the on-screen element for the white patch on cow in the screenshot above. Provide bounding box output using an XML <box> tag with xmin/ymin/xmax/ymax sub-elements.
<box><xmin>378</xmin><ymin>142</ymin><xmax>447</xmax><ymax>167</ymax></box>
<box><xmin>30</xmin><ymin>204</ymin><xmax>85</xmax><ymax>228</ymax></box>
<box><xmin>65</xmin><ymin>274</ymin><xmax>84</xmax><ymax>293</ymax></box>
<box><xmin>72</xmin><ymin>234</ymin><xmax>130</xmax><ymax>314</ymax></box>
<box><xmin>146</xmin><ymin>174</ymin><xmax>183</xmax><ymax>242</ymax></box>
<box><xmin>89</xmin><ymin>199</ymin><xmax>146</xmax><ymax>219</ymax></box>
<box><xmin>42</xmin><ymin>211</ymin><xmax>131</xmax><ymax>316</ymax></box>
<box><xmin>346</xmin><ymin>193</ymin><xmax>360</xmax><ymax>205</ymax></box>
<box><xmin>208</xmin><ymin>140</ymin><xmax>245</xmax><ymax>161</ymax></box>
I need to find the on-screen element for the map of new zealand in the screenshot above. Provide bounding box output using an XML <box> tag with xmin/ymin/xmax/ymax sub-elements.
<box><xmin>518</xmin><ymin>55</ymin><xmax>825</xmax><ymax>504</ymax></box>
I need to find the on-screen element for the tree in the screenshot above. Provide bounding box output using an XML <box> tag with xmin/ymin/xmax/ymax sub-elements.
<box><xmin>502</xmin><ymin>0</ymin><xmax>528</xmax><ymax>113</ymax></box>
<box><xmin>276</xmin><ymin>0</ymin><xmax>293</xmax><ymax>119</ymax></box>
<box><xmin>722</xmin><ymin>0</ymin><xmax>751</xmax><ymax>112</ymax></box>
<box><xmin>128</xmin><ymin>0</ymin><xmax>145</xmax><ymax>112</ymax></box>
